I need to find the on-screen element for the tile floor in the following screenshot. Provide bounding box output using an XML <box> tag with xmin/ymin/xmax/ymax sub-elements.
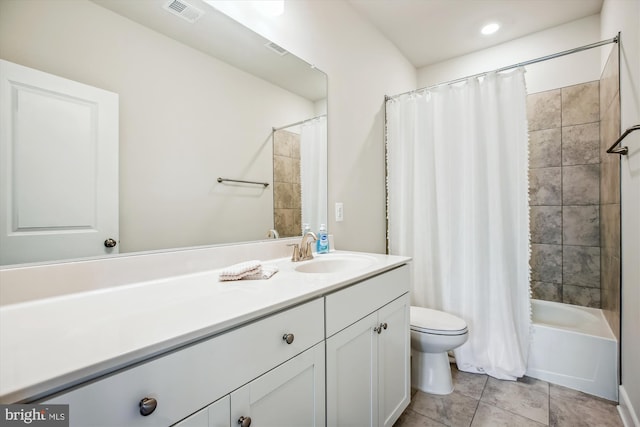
<box><xmin>394</xmin><ymin>365</ymin><xmax>623</xmax><ymax>427</ymax></box>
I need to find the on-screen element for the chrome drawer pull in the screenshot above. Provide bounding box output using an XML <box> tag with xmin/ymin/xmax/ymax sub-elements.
<box><xmin>139</xmin><ymin>397</ymin><xmax>157</xmax><ymax>416</ymax></box>
<box><xmin>283</xmin><ymin>333</ymin><xmax>295</xmax><ymax>344</ymax></box>
<box><xmin>238</xmin><ymin>416</ymin><xmax>252</xmax><ymax>426</ymax></box>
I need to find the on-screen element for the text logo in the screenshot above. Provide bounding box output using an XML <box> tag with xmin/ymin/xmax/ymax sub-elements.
<box><xmin>0</xmin><ymin>405</ymin><xmax>68</xmax><ymax>427</ymax></box>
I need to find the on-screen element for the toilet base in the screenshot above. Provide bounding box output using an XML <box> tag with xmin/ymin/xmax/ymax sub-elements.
<box><xmin>411</xmin><ymin>350</ymin><xmax>454</xmax><ymax>395</ymax></box>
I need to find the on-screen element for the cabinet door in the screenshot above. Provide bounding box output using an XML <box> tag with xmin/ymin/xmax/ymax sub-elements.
<box><xmin>326</xmin><ymin>312</ymin><xmax>378</xmax><ymax>427</ymax></box>
<box><xmin>172</xmin><ymin>407</ymin><xmax>208</xmax><ymax>427</ymax></box>
<box><xmin>172</xmin><ymin>395</ymin><xmax>229</xmax><ymax>427</ymax></box>
<box><xmin>378</xmin><ymin>294</ymin><xmax>410</xmax><ymax>427</ymax></box>
<box><xmin>207</xmin><ymin>396</ymin><xmax>230</xmax><ymax>427</ymax></box>
<box><xmin>230</xmin><ymin>342</ymin><xmax>325</xmax><ymax>427</ymax></box>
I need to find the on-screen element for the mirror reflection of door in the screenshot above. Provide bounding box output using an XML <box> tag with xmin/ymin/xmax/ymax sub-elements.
<box><xmin>0</xmin><ymin>60</ymin><xmax>119</xmax><ymax>266</ymax></box>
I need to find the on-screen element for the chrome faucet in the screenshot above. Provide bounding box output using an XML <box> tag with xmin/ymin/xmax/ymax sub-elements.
<box><xmin>289</xmin><ymin>231</ymin><xmax>317</xmax><ymax>262</ymax></box>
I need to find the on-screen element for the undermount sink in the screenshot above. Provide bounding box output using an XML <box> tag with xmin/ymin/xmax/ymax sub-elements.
<box><xmin>294</xmin><ymin>253</ymin><xmax>377</xmax><ymax>274</ymax></box>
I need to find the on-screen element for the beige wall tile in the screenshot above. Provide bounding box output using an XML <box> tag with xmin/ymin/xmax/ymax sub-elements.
<box><xmin>563</xmin><ymin>205</ymin><xmax>599</xmax><ymax>246</ymax></box>
<box><xmin>529</xmin><ymin>167</ymin><xmax>562</xmax><ymax>205</ymax></box>
<box><xmin>562</xmin><ymin>164</ymin><xmax>599</xmax><ymax>205</ymax></box>
<box><xmin>527</xmin><ymin>89</ymin><xmax>561</xmax><ymax>131</ymax></box>
<box><xmin>561</xmin><ymin>81</ymin><xmax>599</xmax><ymax>126</ymax></box>
<box><xmin>529</xmin><ymin>128</ymin><xmax>561</xmax><ymax>168</ymax></box>
<box><xmin>563</xmin><ymin>245</ymin><xmax>600</xmax><ymax>288</ymax></box>
<box><xmin>562</xmin><ymin>123</ymin><xmax>600</xmax><ymax>165</ymax></box>
<box><xmin>531</xmin><ymin>282</ymin><xmax>563</xmax><ymax>303</ymax></box>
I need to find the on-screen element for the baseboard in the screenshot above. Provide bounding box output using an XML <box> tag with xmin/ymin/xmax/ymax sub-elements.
<box><xmin>618</xmin><ymin>385</ymin><xmax>640</xmax><ymax>427</ymax></box>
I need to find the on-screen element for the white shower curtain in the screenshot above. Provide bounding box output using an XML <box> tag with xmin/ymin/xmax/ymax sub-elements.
<box><xmin>386</xmin><ymin>70</ymin><xmax>531</xmax><ymax>380</ymax></box>
<box><xmin>300</xmin><ymin>116</ymin><xmax>327</xmax><ymax>233</ymax></box>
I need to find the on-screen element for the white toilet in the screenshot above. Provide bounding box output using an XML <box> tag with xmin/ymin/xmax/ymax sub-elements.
<box><xmin>410</xmin><ymin>306</ymin><xmax>469</xmax><ymax>395</ymax></box>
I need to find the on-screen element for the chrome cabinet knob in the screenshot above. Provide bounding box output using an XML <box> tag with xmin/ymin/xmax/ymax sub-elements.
<box><xmin>283</xmin><ymin>333</ymin><xmax>295</xmax><ymax>344</ymax></box>
<box><xmin>139</xmin><ymin>397</ymin><xmax>157</xmax><ymax>416</ymax></box>
<box><xmin>238</xmin><ymin>416</ymin><xmax>252</xmax><ymax>427</ymax></box>
<box><xmin>374</xmin><ymin>323</ymin><xmax>388</xmax><ymax>334</ymax></box>
<box><xmin>104</xmin><ymin>238</ymin><xmax>117</xmax><ymax>248</ymax></box>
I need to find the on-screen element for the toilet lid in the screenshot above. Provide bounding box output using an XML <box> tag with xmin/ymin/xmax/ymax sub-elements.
<box><xmin>410</xmin><ymin>306</ymin><xmax>468</xmax><ymax>335</ymax></box>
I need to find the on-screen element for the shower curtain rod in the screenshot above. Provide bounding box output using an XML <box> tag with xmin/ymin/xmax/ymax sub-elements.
<box><xmin>272</xmin><ymin>114</ymin><xmax>327</xmax><ymax>132</ymax></box>
<box><xmin>386</xmin><ymin>35</ymin><xmax>619</xmax><ymax>101</ymax></box>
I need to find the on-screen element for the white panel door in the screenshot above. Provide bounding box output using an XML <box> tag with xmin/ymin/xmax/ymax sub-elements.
<box><xmin>0</xmin><ymin>59</ymin><xmax>118</xmax><ymax>265</ymax></box>
<box><xmin>230</xmin><ymin>343</ymin><xmax>325</xmax><ymax>427</ymax></box>
<box><xmin>326</xmin><ymin>312</ymin><xmax>378</xmax><ymax>427</ymax></box>
<box><xmin>378</xmin><ymin>294</ymin><xmax>411</xmax><ymax>427</ymax></box>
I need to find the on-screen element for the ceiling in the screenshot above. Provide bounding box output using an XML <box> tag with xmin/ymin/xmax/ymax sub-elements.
<box><xmin>347</xmin><ymin>0</ymin><xmax>604</xmax><ymax>68</ymax></box>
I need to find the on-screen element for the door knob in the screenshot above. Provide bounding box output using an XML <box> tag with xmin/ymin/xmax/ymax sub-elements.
<box><xmin>104</xmin><ymin>238</ymin><xmax>117</xmax><ymax>248</ymax></box>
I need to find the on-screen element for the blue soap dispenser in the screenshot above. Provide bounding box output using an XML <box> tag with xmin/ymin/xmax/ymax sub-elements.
<box><xmin>317</xmin><ymin>224</ymin><xmax>329</xmax><ymax>254</ymax></box>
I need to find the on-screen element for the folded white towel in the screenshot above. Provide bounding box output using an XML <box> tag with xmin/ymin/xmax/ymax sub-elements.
<box><xmin>219</xmin><ymin>260</ymin><xmax>262</xmax><ymax>281</ymax></box>
<box><xmin>244</xmin><ymin>265</ymin><xmax>279</xmax><ymax>280</ymax></box>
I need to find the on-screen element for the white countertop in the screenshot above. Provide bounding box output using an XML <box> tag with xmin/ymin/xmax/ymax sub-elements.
<box><xmin>0</xmin><ymin>250</ymin><xmax>410</xmax><ymax>403</ymax></box>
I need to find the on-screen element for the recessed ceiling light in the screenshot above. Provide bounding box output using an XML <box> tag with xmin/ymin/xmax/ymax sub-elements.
<box><xmin>481</xmin><ymin>23</ymin><xmax>500</xmax><ymax>35</ymax></box>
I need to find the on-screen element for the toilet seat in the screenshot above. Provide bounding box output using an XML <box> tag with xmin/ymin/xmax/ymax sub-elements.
<box><xmin>410</xmin><ymin>306</ymin><xmax>468</xmax><ymax>336</ymax></box>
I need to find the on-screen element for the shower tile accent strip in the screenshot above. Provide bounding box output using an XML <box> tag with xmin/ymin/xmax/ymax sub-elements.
<box><xmin>273</xmin><ymin>129</ymin><xmax>302</xmax><ymax>237</ymax></box>
<box><xmin>599</xmin><ymin>45</ymin><xmax>621</xmax><ymax>341</ymax></box>
<box><xmin>527</xmin><ymin>80</ymin><xmax>603</xmax><ymax>308</ymax></box>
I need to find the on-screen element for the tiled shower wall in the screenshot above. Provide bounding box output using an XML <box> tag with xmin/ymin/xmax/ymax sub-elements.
<box><xmin>528</xmin><ymin>81</ymin><xmax>602</xmax><ymax>307</ymax></box>
<box><xmin>273</xmin><ymin>129</ymin><xmax>302</xmax><ymax>238</ymax></box>
<box><xmin>527</xmin><ymin>44</ymin><xmax>621</xmax><ymax>314</ymax></box>
<box><xmin>599</xmin><ymin>46</ymin><xmax>621</xmax><ymax>340</ymax></box>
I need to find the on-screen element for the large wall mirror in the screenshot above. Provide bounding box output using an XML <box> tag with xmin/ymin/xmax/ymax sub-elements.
<box><xmin>0</xmin><ymin>0</ymin><xmax>327</xmax><ymax>266</ymax></box>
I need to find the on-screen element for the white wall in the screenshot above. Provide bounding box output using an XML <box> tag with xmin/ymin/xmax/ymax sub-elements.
<box><xmin>0</xmin><ymin>0</ymin><xmax>315</xmax><ymax>253</ymax></box>
<box><xmin>601</xmin><ymin>1</ymin><xmax>640</xmax><ymax>425</ymax></box>
<box><xmin>210</xmin><ymin>0</ymin><xmax>417</xmax><ymax>253</ymax></box>
<box><xmin>417</xmin><ymin>15</ymin><xmax>604</xmax><ymax>94</ymax></box>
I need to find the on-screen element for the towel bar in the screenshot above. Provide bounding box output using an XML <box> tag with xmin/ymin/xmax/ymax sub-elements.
<box><xmin>217</xmin><ymin>177</ymin><xmax>269</xmax><ymax>187</ymax></box>
<box><xmin>606</xmin><ymin>124</ymin><xmax>640</xmax><ymax>155</ymax></box>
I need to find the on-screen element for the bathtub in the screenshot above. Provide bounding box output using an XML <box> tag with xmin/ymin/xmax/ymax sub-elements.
<box><xmin>526</xmin><ymin>299</ymin><xmax>618</xmax><ymax>401</ymax></box>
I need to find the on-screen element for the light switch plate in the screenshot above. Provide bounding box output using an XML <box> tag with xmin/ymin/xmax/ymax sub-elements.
<box><xmin>335</xmin><ymin>202</ymin><xmax>344</xmax><ymax>222</ymax></box>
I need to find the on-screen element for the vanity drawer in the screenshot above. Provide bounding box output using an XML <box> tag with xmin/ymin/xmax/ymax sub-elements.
<box><xmin>44</xmin><ymin>298</ymin><xmax>324</xmax><ymax>427</ymax></box>
<box><xmin>325</xmin><ymin>264</ymin><xmax>409</xmax><ymax>337</ymax></box>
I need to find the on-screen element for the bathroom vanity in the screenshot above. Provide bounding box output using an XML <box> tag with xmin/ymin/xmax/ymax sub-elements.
<box><xmin>0</xmin><ymin>247</ymin><xmax>410</xmax><ymax>427</ymax></box>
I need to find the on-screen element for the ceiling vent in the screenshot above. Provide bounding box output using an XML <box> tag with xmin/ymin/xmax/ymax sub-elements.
<box><xmin>264</xmin><ymin>41</ymin><xmax>288</xmax><ymax>56</ymax></box>
<box><xmin>163</xmin><ymin>0</ymin><xmax>204</xmax><ymax>23</ymax></box>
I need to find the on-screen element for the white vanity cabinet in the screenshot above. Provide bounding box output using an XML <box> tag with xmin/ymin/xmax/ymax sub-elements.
<box><xmin>325</xmin><ymin>265</ymin><xmax>411</xmax><ymax>427</ymax></box>
<box><xmin>33</xmin><ymin>257</ymin><xmax>411</xmax><ymax>427</ymax></box>
<box><xmin>173</xmin><ymin>396</ymin><xmax>228</xmax><ymax>427</ymax></box>
<box><xmin>229</xmin><ymin>342</ymin><xmax>325</xmax><ymax>427</ymax></box>
<box><xmin>43</xmin><ymin>298</ymin><xmax>324</xmax><ymax>427</ymax></box>
<box><xmin>174</xmin><ymin>342</ymin><xmax>325</xmax><ymax>427</ymax></box>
